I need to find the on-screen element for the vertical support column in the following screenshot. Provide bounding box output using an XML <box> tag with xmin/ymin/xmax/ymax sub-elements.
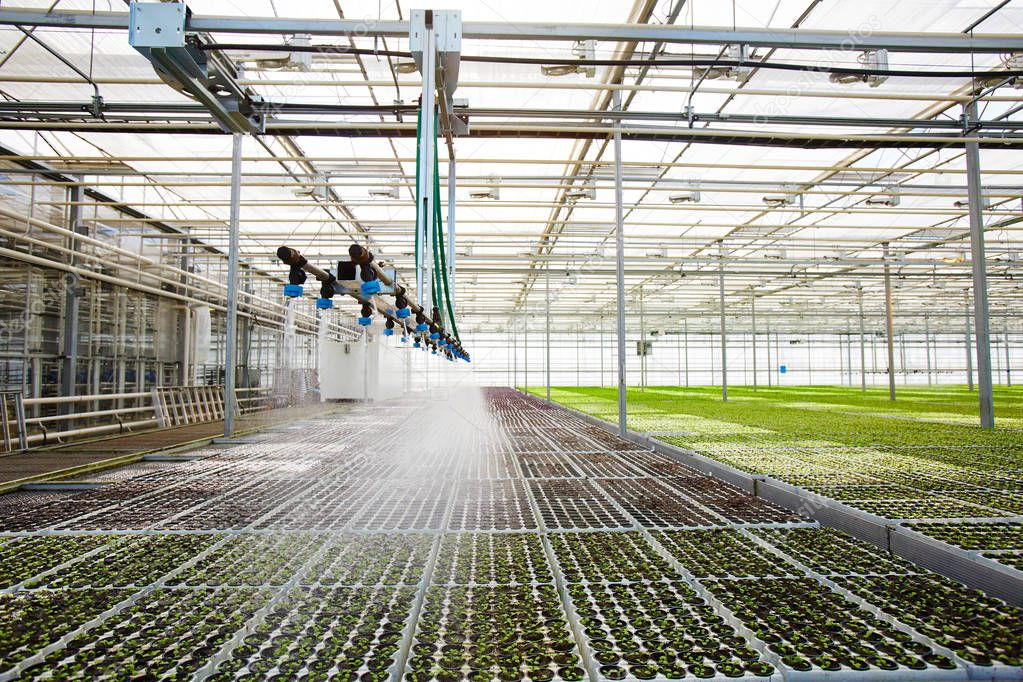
<box><xmin>415</xmin><ymin>19</ymin><xmax>437</xmax><ymax>312</ymax></box>
<box><xmin>639</xmin><ymin>286</ymin><xmax>646</xmax><ymax>391</ymax></box>
<box><xmin>765</xmin><ymin>317</ymin><xmax>772</xmax><ymax>388</ymax></box>
<box><xmin>1006</xmin><ymin>329</ymin><xmax>1012</xmax><ymax>388</ymax></box>
<box><xmin>858</xmin><ymin>291</ymin><xmax>867</xmax><ymax>392</ymax></box>
<box><xmin>965</xmin><ymin>290</ymin><xmax>974</xmax><ymax>391</ymax></box>
<box><xmin>925</xmin><ymin>314</ymin><xmax>932</xmax><ymax>386</ymax></box>
<box><xmin>882</xmin><ymin>242</ymin><xmax>897</xmax><ymax>401</ymax></box>
<box><xmin>807</xmin><ymin>334</ymin><xmax>813</xmax><ymax>385</ymax></box>
<box><xmin>838</xmin><ymin>332</ymin><xmax>845</xmax><ymax>386</ymax></box>
<box><xmin>576</xmin><ymin>331</ymin><xmax>580</xmax><ymax>387</ymax></box>
<box><xmin>676</xmin><ymin>323</ymin><xmax>682</xmax><ymax>387</ymax></box>
<box><xmin>600</xmin><ymin>317</ymin><xmax>605</xmax><ymax>388</ymax></box>
<box><xmin>60</xmin><ymin>180</ymin><xmax>84</xmax><ymax>403</ymax></box>
<box><xmin>613</xmin><ymin>90</ymin><xmax>627</xmax><ymax>437</ymax></box>
<box><xmin>223</xmin><ymin>133</ymin><xmax>243</xmax><ymax>437</ymax></box>
<box><xmin>965</xmin><ymin>101</ymin><xmax>994</xmax><ymax>427</ymax></box>
<box><xmin>545</xmin><ymin>266</ymin><xmax>551</xmax><ymax>402</ymax></box>
<box><xmin>512</xmin><ymin>318</ymin><xmax>518</xmax><ymax>389</ymax></box>
<box><xmin>750</xmin><ymin>295</ymin><xmax>758</xmax><ymax>391</ymax></box>
<box><xmin>718</xmin><ymin>240</ymin><xmax>727</xmax><ymax>401</ymax></box>
<box><xmin>524</xmin><ymin>313</ymin><xmax>529</xmax><ymax>391</ymax></box>
<box><xmin>683</xmin><ymin>319</ymin><xmax>689</xmax><ymax>388</ymax></box>
<box><xmin>846</xmin><ymin>327</ymin><xmax>853</xmax><ymax>387</ymax></box>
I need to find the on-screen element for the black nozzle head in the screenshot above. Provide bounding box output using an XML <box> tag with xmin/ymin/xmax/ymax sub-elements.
<box><xmin>349</xmin><ymin>243</ymin><xmax>373</xmax><ymax>266</ymax></box>
<box><xmin>360</xmin><ymin>303</ymin><xmax>372</xmax><ymax>318</ymax></box>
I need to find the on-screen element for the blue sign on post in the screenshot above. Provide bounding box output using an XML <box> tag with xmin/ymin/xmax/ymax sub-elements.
<box><xmin>780</xmin><ymin>365</ymin><xmax>787</xmax><ymax>374</ymax></box>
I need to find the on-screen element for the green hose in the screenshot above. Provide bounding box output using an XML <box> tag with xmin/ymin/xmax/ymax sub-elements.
<box><xmin>412</xmin><ymin>105</ymin><xmax>460</xmax><ymax>341</ymax></box>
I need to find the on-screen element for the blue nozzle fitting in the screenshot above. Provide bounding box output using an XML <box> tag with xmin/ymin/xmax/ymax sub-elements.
<box><xmin>358</xmin><ymin>316</ymin><xmax>373</xmax><ymax>326</ymax></box>
<box><xmin>383</xmin><ymin>328</ymin><xmax>394</xmax><ymax>337</ymax></box>
<box><xmin>283</xmin><ymin>284</ymin><xmax>303</xmax><ymax>298</ymax></box>
<box><xmin>413</xmin><ymin>341</ymin><xmax>421</xmax><ymax>348</ymax></box>
<box><xmin>429</xmin><ymin>332</ymin><xmax>440</xmax><ymax>340</ymax></box>
<box><xmin>316</xmin><ymin>298</ymin><xmax>333</xmax><ymax>310</ymax></box>
<box><xmin>400</xmin><ymin>336</ymin><xmax>408</xmax><ymax>343</ymax></box>
<box><xmin>439</xmin><ymin>339</ymin><xmax>447</xmax><ymax>347</ymax></box>
<box><xmin>396</xmin><ymin>307</ymin><xmax>411</xmax><ymax>319</ymax></box>
<box><xmin>360</xmin><ymin>280</ymin><xmax>381</xmax><ymax>296</ymax></box>
<box><xmin>416</xmin><ymin>323</ymin><xmax>428</xmax><ymax>332</ymax></box>
<box><xmin>432</xmin><ymin>350</ymin><xmax>437</xmax><ymax>355</ymax></box>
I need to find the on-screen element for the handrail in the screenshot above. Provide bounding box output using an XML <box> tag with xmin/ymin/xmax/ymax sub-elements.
<box><xmin>1</xmin><ymin>385</ymin><xmax>283</xmax><ymax>451</ymax></box>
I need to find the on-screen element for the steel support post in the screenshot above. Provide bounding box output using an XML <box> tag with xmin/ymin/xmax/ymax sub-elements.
<box><xmin>965</xmin><ymin>101</ymin><xmax>994</xmax><ymax>427</ymax></box>
<box><xmin>60</xmin><ymin>180</ymin><xmax>84</xmax><ymax>404</ymax></box>
<box><xmin>684</xmin><ymin>319</ymin><xmax>689</xmax><ymax>388</ymax></box>
<box><xmin>718</xmin><ymin>240</ymin><xmax>727</xmax><ymax>401</ymax></box>
<box><xmin>858</xmin><ymin>291</ymin><xmax>867</xmax><ymax>392</ymax></box>
<box><xmin>545</xmin><ymin>266</ymin><xmax>551</xmax><ymax>401</ymax></box>
<box><xmin>600</xmin><ymin>317</ymin><xmax>605</xmax><ymax>388</ymax></box>
<box><xmin>883</xmin><ymin>242</ymin><xmax>897</xmax><ymax>401</ymax></box>
<box><xmin>751</xmin><ymin>295</ymin><xmax>758</xmax><ymax>391</ymax></box>
<box><xmin>416</xmin><ymin>26</ymin><xmax>437</xmax><ymax>311</ymax></box>
<box><xmin>639</xmin><ymin>287</ymin><xmax>646</xmax><ymax>391</ymax></box>
<box><xmin>223</xmin><ymin>133</ymin><xmax>243</xmax><ymax>436</ymax></box>
<box><xmin>807</xmin><ymin>334</ymin><xmax>813</xmax><ymax>385</ymax></box>
<box><xmin>676</xmin><ymin>324</ymin><xmax>682</xmax><ymax>387</ymax></box>
<box><xmin>846</xmin><ymin>327</ymin><xmax>853</xmax><ymax>387</ymax></box>
<box><xmin>613</xmin><ymin>90</ymin><xmax>627</xmax><ymax>437</ymax></box>
<box><xmin>925</xmin><ymin>314</ymin><xmax>932</xmax><ymax>386</ymax></box>
<box><xmin>766</xmin><ymin>318</ymin><xmax>772</xmax><ymax>388</ymax></box>
<box><xmin>1006</xmin><ymin>330</ymin><xmax>1012</xmax><ymax>388</ymax></box>
<box><xmin>965</xmin><ymin>290</ymin><xmax>974</xmax><ymax>391</ymax></box>
<box><xmin>512</xmin><ymin>320</ymin><xmax>517</xmax><ymax>389</ymax></box>
<box><xmin>524</xmin><ymin>314</ymin><xmax>529</xmax><ymax>391</ymax></box>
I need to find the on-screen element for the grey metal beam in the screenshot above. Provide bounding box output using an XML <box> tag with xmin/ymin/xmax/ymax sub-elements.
<box><xmin>965</xmin><ymin>290</ymin><xmax>975</xmax><ymax>391</ymax></box>
<box><xmin>965</xmin><ymin>102</ymin><xmax>995</xmax><ymax>428</ymax></box>
<box><xmin>882</xmin><ymin>242</ymin><xmax>897</xmax><ymax>401</ymax></box>
<box><xmin>614</xmin><ymin>90</ymin><xmax>627</xmax><ymax>438</ymax></box>
<box><xmin>545</xmin><ymin>266</ymin><xmax>551</xmax><ymax>402</ymax></box>
<box><xmin>3</xmin><ymin>9</ymin><xmax>1023</xmax><ymax>52</ymax></box>
<box><xmin>718</xmin><ymin>241</ymin><xmax>727</xmax><ymax>401</ymax></box>
<box><xmin>858</xmin><ymin>290</ymin><xmax>867</xmax><ymax>393</ymax></box>
<box><xmin>59</xmin><ymin>180</ymin><xmax>83</xmax><ymax>402</ymax></box>
<box><xmin>223</xmin><ymin>133</ymin><xmax>243</xmax><ymax>437</ymax></box>
<box><xmin>751</xmin><ymin>294</ymin><xmax>757</xmax><ymax>392</ymax></box>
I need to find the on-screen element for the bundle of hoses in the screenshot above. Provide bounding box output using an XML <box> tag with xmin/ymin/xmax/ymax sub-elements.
<box><xmin>414</xmin><ymin>107</ymin><xmax>460</xmax><ymax>342</ymax></box>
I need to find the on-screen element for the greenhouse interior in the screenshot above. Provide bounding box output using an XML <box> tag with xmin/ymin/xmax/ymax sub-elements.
<box><xmin>0</xmin><ymin>1</ymin><xmax>1021</xmax><ymax>681</ymax></box>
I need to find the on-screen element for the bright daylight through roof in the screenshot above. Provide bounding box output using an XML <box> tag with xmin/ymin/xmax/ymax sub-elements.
<box><xmin>0</xmin><ymin>1</ymin><xmax>1020</xmax><ymax>681</ymax></box>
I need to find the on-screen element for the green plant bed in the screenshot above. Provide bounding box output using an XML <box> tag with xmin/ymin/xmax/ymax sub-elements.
<box><xmin>752</xmin><ymin>527</ymin><xmax>919</xmax><ymax>576</ymax></box>
<box><xmin>984</xmin><ymin>552</ymin><xmax>1023</xmax><ymax>572</ymax></box>
<box><xmin>0</xmin><ymin>535</ymin><xmax>110</xmax><ymax>589</ymax></box>
<box><xmin>652</xmin><ymin>528</ymin><xmax>794</xmax><ymax>578</ymax></box>
<box><xmin>175</xmin><ymin>532</ymin><xmax>320</xmax><ymax>587</ymax></box>
<box><xmin>0</xmin><ymin>589</ymin><xmax>127</xmax><ymax>674</ymax></box>
<box><xmin>567</xmin><ymin>580</ymin><xmax>773</xmax><ymax>680</ymax></box>
<box><xmin>408</xmin><ymin>585</ymin><xmax>583</xmax><ymax>681</ymax></box>
<box><xmin>302</xmin><ymin>534</ymin><xmax>433</xmax><ymax>586</ymax></box>
<box><xmin>28</xmin><ymin>533</ymin><xmax>218</xmax><ymax>588</ymax></box>
<box><xmin>550</xmin><ymin>531</ymin><xmax>673</xmax><ymax>583</ymax></box>
<box><xmin>433</xmin><ymin>533</ymin><xmax>552</xmax><ymax>585</ymax></box>
<box><xmin>213</xmin><ymin>586</ymin><xmax>414</xmax><ymax>680</ymax></box>
<box><xmin>835</xmin><ymin>574</ymin><xmax>1022</xmax><ymax>667</ymax></box>
<box><xmin>32</xmin><ymin>587</ymin><xmax>271</xmax><ymax>680</ymax></box>
<box><xmin>706</xmin><ymin>577</ymin><xmax>957</xmax><ymax>674</ymax></box>
<box><xmin>905</xmin><ymin>521</ymin><xmax>1023</xmax><ymax>550</ymax></box>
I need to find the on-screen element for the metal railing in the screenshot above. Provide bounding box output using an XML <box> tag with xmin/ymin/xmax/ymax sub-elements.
<box><xmin>0</xmin><ymin>392</ymin><xmax>27</xmax><ymax>452</ymax></box>
<box><xmin>0</xmin><ymin>385</ymin><xmax>279</xmax><ymax>453</ymax></box>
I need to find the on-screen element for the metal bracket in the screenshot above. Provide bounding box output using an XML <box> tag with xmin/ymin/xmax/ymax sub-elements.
<box><xmin>129</xmin><ymin>1</ymin><xmax>266</xmax><ymax>134</ymax></box>
<box><xmin>410</xmin><ymin>9</ymin><xmax>466</xmax><ymax>139</ymax></box>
